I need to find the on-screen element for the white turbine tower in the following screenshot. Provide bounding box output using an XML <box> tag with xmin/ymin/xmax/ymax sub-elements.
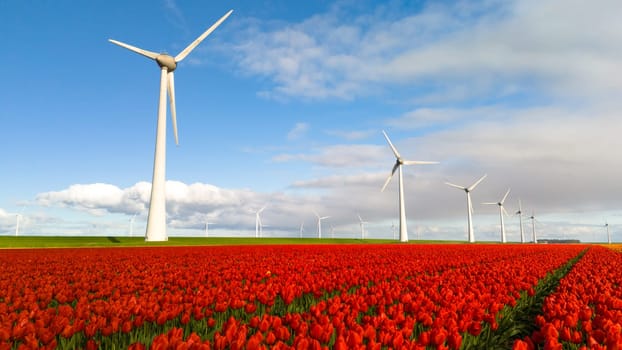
<box><xmin>605</xmin><ymin>221</ymin><xmax>611</xmax><ymax>244</ymax></box>
<box><xmin>299</xmin><ymin>222</ymin><xmax>305</xmax><ymax>238</ymax></box>
<box><xmin>357</xmin><ymin>214</ymin><xmax>368</xmax><ymax>240</ymax></box>
<box><xmin>445</xmin><ymin>174</ymin><xmax>487</xmax><ymax>243</ymax></box>
<box><xmin>529</xmin><ymin>211</ymin><xmax>538</xmax><ymax>243</ymax></box>
<box><xmin>14</xmin><ymin>206</ymin><xmax>26</xmax><ymax>236</ymax></box>
<box><xmin>483</xmin><ymin>188</ymin><xmax>511</xmax><ymax>243</ymax></box>
<box><xmin>314</xmin><ymin>212</ymin><xmax>330</xmax><ymax>239</ymax></box>
<box><xmin>15</xmin><ymin>213</ymin><xmax>21</xmax><ymax>236</ymax></box>
<box><xmin>204</xmin><ymin>221</ymin><xmax>212</xmax><ymax>237</ymax></box>
<box><xmin>109</xmin><ymin>10</ymin><xmax>233</xmax><ymax>242</ymax></box>
<box><xmin>255</xmin><ymin>206</ymin><xmax>266</xmax><ymax>238</ymax></box>
<box><xmin>515</xmin><ymin>200</ymin><xmax>525</xmax><ymax>243</ymax></box>
<box><xmin>129</xmin><ymin>213</ymin><xmax>138</xmax><ymax>237</ymax></box>
<box><xmin>381</xmin><ymin>130</ymin><xmax>438</xmax><ymax>243</ymax></box>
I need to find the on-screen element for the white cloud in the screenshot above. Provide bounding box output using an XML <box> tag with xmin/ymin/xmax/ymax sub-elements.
<box><xmin>230</xmin><ymin>0</ymin><xmax>622</xmax><ymax>103</ymax></box>
<box><xmin>287</xmin><ymin>122</ymin><xmax>309</xmax><ymax>140</ymax></box>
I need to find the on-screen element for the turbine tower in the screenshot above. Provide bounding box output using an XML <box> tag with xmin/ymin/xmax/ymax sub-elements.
<box><xmin>445</xmin><ymin>174</ymin><xmax>487</xmax><ymax>243</ymax></box>
<box><xmin>109</xmin><ymin>10</ymin><xmax>233</xmax><ymax>241</ymax></box>
<box><xmin>605</xmin><ymin>221</ymin><xmax>611</xmax><ymax>244</ymax></box>
<box><xmin>299</xmin><ymin>222</ymin><xmax>304</xmax><ymax>238</ymax></box>
<box><xmin>357</xmin><ymin>214</ymin><xmax>368</xmax><ymax>239</ymax></box>
<box><xmin>483</xmin><ymin>188</ymin><xmax>511</xmax><ymax>243</ymax></box>
<box><xmin>381</xmin><ymin>130</ymin><xmax>438</xmax><ymax>243</ymax></box>
<box><xmin>129</xmin><ymin>213</ymin><xmax>138</xmax><ymax>237</ymax></box>
<box><xmin>529</xmin><ymin>211</ymin><xmax>538</xmax><ymax>243</ymax></box>
<box><xmin>14</xmin><ymin>206</ymin><xmax>26</xmax><ymax>236</ymax></box>
<box><xmin>255</xmin><ymin>206</ymin><xmax>266</xmax><ymax>238</ymax></box>
<box><xmin>314</xmin><ymin>212</ymin><xmax>330</xmax><ymax>239</ymax></box>
<box><xmin>15</xmin><ymin>213</ymin><xmax>21</xmax><ymax>236</ymax></box>
<box><xmin>515</xmin><ymin>200</ymin><xmax>525</xmax><ymax>243</ymax></box>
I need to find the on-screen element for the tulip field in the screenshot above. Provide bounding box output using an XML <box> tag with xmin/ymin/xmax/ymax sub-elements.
<box><xmin>1</xmin><ymin>243</ymin><xmax>621</xmax><ymax>349</ymax></box>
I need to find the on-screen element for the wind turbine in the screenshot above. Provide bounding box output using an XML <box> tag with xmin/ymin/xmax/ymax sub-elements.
<box><xmin>529</xmin><ymin>211</ymin><xmax>538</xmax><ymax>243</ymax></box>
<box><xmin>391</xmin><ymin>222</ymin><xmax>396</xmax><ymax>240</ymax></box>
<box><xmin>314</xmin><ymin>212</ymin><xmax>330</xmax><ymax>239</ymax></box>
<box><xmin>483</xmin><ymin>188</ymin><xmax>511</xmax><ymax>243</ymax></box>
<box><xmin>381</xmin><ymin>130</ymin><xmax>438</xmax><ymax>243</ymax></box>
<box><xmin>109</xmin><ymin>10</ymin><xmax>234</xmax><ymax>242</ymax></box>
<box><xmin>299</xmin><ymin>222</ymin><xmax>305</xmax><ymax>238</ymax></box>
<box><xmin>605</xmin><ymin>221</ymin><xmax>611</xmax><ymax>244</ymax></box>
<box><xmin>129</xmin><ymin>213</ymin><xmax>138</xmax><ymax>237</ymax></box>
<box><xmin>14</xmin><ymin>206</ymin><xmax>26</xmax><ymax>236</ymax></box>
<box><xmin>515</xmin><ymin>200</ymin><xmax>525</xmax><ymax>243</ymax></box>
<box><xmin>15</xmin><ymin>213</ymin><xmax>21</xmax><ymax>236</ymax></box>
<box><xmin>357</xmin><ymin>214</ymin><xmax>368</xmax><ymax>239</ymax></box>
<box><xmin>255</xmin><ymin>206</ymin><xmax>266</xmax><ymax>238</ymax></box>
<box><xmin>445</xmin><ymin>174</ymin><xmax>487</xmax><ymax>243</ymax></box>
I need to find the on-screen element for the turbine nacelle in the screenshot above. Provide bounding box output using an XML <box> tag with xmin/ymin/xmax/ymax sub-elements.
<box><xmin>155</xmin><ymin>55</ymin><xmax>177</xmax><ymax>71</ymax></box>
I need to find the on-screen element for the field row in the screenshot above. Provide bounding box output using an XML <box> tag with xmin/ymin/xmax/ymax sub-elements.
<box><xmin>0</xmin><ymin>244</ymin><xmax>595</xmax><ymax>349</ymax></box>
<box><xmin>515</xmin><ymin>245</ymin><xmax>622</xmax><ymax>349</ymax></box>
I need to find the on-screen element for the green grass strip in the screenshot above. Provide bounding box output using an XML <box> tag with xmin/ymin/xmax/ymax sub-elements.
<box><xmin>460</xmin><ymin>248</ymin><xmax>589</xmax><ymax>349</ymax></box>
<box><xmin>0</xmin><ymin>236</ymin><xmax>399</xmax><ymax>248</ymax></box>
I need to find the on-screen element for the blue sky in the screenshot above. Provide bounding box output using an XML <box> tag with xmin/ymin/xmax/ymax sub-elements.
<box><xmin>1</xmin><ymin>0</ymin><xmax>621</xmax><ymax>242</ymax></box>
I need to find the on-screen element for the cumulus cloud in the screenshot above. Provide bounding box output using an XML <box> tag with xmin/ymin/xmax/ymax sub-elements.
<box><xmin>229</xmin><ymin>0</ymin><xmax>622</xmax><ymax>103</ymax></box>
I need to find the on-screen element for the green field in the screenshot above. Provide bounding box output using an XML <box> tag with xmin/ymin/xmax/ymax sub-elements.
<box><xmin>0</xmin><ymin>236</ymin><xmax>406</xmax><ymax>248</ymax></box>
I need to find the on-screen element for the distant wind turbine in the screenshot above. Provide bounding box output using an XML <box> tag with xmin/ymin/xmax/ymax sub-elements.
<box><xmin>605</xmin><ymin>221</ymin><xmax>611</xmax><ymax>244</ymax></box>
<box><xmin>381</xmin><ymin>130</ymin><xmax>438</xmax><ymax>243</ymax></box>
<box><xmin>483</xmin><ymin>188</ymin><xmax>511</xmax><ymax>243</ymax></box>
<box><xmin>14</xmin><ymin>206</ymin><xmax>26</xmax><ymax>236</ymax></box>
<box><xmin>445</xmin><ymin>174</ymin><xmax>487</xmax><ymax>243</ymax></box>
<box><xmin>314</xmin><ymin>212</ymin><xmax>330</xmax><ymax>239</ymax></box>
<box><xmin>299</xmin><ymin>222</ymin><xmax>304</xmax><ymax>238</ymax></box>
<box><xmin>357</xmin><ymin>214</ymin><xmax>368</xmax><ymax>240</ymax></box>
<box><xmin>205</xmin><ymin>220</ymin><xmax>216</xmax><ymax>237</ymax></box>
<box><xmin>515</xmin><ymin>200</ymin><xmax>525</xmax><ymax>243</ymax></box>
<box><xmin>129</xmin><ymin>213</ymin><xmax>138</xmax><ymax>237</ymax></box>
<box><xmin>529</xmin><ymin>211</ymin><xmax>538</xmax><ymax>243</ymax></box>
<box><xmin>15</xmin><ymin>213</ymin><xmax>21</xmax><ymax>236</ymax></box>
<box><xmin>255</xmin><ymin>206</ymin><xmax>266</xmax><ymax>238</ymax></box>
<box><xmin>109</xmin><ymin>10</ymin><xmax>234</xmax><ymax>242</ymax></box>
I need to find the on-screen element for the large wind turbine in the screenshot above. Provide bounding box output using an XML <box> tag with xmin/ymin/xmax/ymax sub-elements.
<box><xmin>483</xmin><ymin>188</ymin><xmax>511</xmax><ymax>243</ymax></box>
<box><xmin>516</xmin><ymin>200</ymin><xmax>525</xmax><ymax>243</ymax></box>
<box><xmin>255</xmin><ymin>206</ymin><xmax>266</xmax><ymax>238</ymax></box>
<box><xmin>109</xmin><ymin>10</ymin><xmax>233</xmax><ymax>242</ymax></box>
<box><xmin>357</xmin><ymin>214</ymin><xmax>368</xmax><ymax>240</ymax></box>
<box><xmin>314</xmin><ymin>212</ymin><xmax>330</xmax><ymax>239</ymax></box>
<box><xmin>381</xmin><ymin>131</ymin><xmax>438</xmax><ymax>243</ymax></box>
<box><xmin>445</xmin><ymin>174</ymin><xmax>487</xmax><ymax>243</ymax></box>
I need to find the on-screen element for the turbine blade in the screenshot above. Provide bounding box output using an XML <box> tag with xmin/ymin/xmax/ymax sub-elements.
<box><xmin>467</xmin><ymin>174</ymin><xmax>487</xmax><ymax>192</ymax></box>
<box><xmin>469</xmin><ymin>196</ymin><xmax>474</xmax><ymax>214</ymax></box>
<box><xmin>382</xmin><ymin>130</ymin><xmax>401</xmax><ymax>160</ymax></box>
<box><xmin>357</xmin><ymin>214</ymin><xmax>363</xmax><ymax>222</ymax></box>
<box><xmin>445</xmin><ymin>182</ymin><xmax>466</xmax><ymax>190</ymax></box>
<box><xmin>175</xmin><ymin>10</ymin><xmax>234</xmax><ymax>62</ymax></box>
<box><xmin>501</xmin><ymin>188</ymin><xmax>511</xmax><ymax>204</ymax></box>
<box><xmin>402</xmin><ymin>160</ymin><xmax>439</xmax><ymax>165</ymax></box>
<box><xmin>502</xmin><ymin>206</ymin><xmax>510</xmax><ymax>217</ymax></box>
<box><xmin>482</xmin><ymin>202</ymin><xmax>497</xmax><ymax>205</ymax></box>
<box><xmin>381</xmin><ymin>162</ymin><xmax>399</xmax><ymax>192</ymax></box>
<box><xmin>167</xmin><ymin>72</ymin><xmax>179</xmax><ymax>145</ymax></box>
<box><xmin>108</xmin><ymin>39</ymin><xmax>159</xmax><ymax>60</ymax></box>
<box><xmin>321</xmin><ymin>216</ymin><xmax>330</xmax><ymax>219</ymax></box>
